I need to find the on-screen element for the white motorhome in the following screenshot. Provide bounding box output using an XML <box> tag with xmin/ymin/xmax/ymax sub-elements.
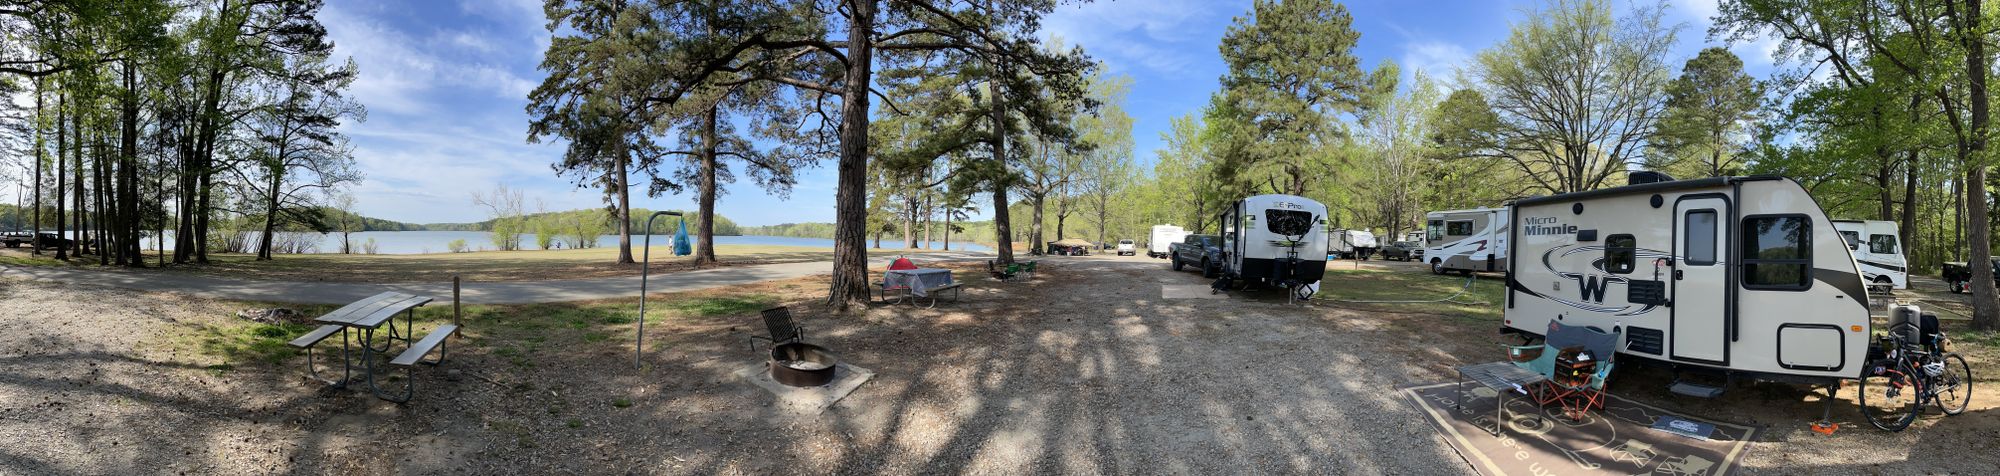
<box><xmin>1218</xmin><ymin>195</ymin><xmax>1329</xmax><ymax>296</ymax></box>
<box><xmin>1148</xmin><ymin>225</ymin><xmax>1187</xmax><ymax>259</ymax></box>
<box><xmin>1401</xmin><ymin>231</ymin><xmax>1426</xmax><ymax>247</ymax></box>
<box><xmin>1328</xmin><ymin>229</ymin><xmax>1379</xmax><ymax>259</ymax></box>
<box><xmin>1505</xmin><ymin>174</ymin><xmax>1872</xmax><ymax>389</ymax></box>
<box><xmin>1832</xmin><ymin>220</ymin><xmax>1908</xmax><ymax>290</ymax></box>
<box><xmin>1424</xmin><ymin>208</ymin><xmax>1510</xmax><ymax>274</ymax></box>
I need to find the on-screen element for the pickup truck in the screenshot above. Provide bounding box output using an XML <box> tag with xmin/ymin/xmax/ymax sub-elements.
<box><xmin>1943</xmin><ymin>258</ymin><xmax>2000</xmax><ymax>293</ymax></box>
<box><xmin>1169</xmin><ymin>234</ymin><xmax>1225</xmax><ymax>278</ymax></box>
<box><xmin>0</xmin><ymin>232</ymin><xmax>71</xmax><ymax>249</ymax></box>
<box><xmin>1379</xmin><ymin>240</ymin><xmax>1424</xmax><ymax>261</ymax></box>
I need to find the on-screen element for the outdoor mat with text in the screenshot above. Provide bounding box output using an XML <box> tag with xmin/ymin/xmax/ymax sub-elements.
<box><xmin>1401</xmin><ymin>382</ymin><xmax>1757</xmax><ymax>476</ymax></box>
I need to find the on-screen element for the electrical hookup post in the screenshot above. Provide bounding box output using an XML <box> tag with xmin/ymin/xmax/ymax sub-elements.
<box><xmin>636</xmin><ymin>210</ymin><xmax>685</xmax><ymax>368</ymax></box>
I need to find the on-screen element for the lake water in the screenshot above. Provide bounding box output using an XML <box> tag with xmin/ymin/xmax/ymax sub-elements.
<box><xmin>114</xmin><ymin>230</ymin><xmax>990</xmax><ymax>254</ymax></box>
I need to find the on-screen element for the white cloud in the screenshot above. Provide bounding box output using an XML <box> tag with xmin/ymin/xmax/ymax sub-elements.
<box><xmin>1041</xmin><ymin>0</ymin><xmax>1246</xmax><ymax>74</ymax></box>
<box><xmin>1401</xmin><ymin>40</ymin><xmax>1471</xmax><ymax>80</ymax></box>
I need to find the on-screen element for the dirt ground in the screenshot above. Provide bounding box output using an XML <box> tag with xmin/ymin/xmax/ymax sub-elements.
<box><xmin>2</xmin><ymin>254</ymin><xmax>1997</xmax><ymax>474</ymax></box>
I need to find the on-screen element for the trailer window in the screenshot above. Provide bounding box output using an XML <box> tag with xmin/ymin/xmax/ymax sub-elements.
<box><xmin>1839</xmin><ymin>231</ymin><xmax>1860</xmax><ymax>250</ymax></box>
<box><xmin>1869</xmin><ymin>234</ymin><xmax>1898</xmax><ymax>255</ymax></box>
<box><xmin>1743</xmin><ymin>215</ymin><xmax>1812</xmax><ymax>290</ymax></box>
<box><xmin>1606</xmin><ymin>234</ymin><xmax>1636</xmax><ymax>274</ymax></box>
<box><xmin>1684</xmin><ymin>210</ymin><xmax>1717</xmax><ymax>265</ymax></box>
<box><xmin>1447</xmin><ymin>220</ymin><xmax>1473</xmax><ymax>236</ymax></box>
<box><xmin>1427</xmin><ymin>220</ymin><xmax>1444</xmax><ymax>241</ymax></box>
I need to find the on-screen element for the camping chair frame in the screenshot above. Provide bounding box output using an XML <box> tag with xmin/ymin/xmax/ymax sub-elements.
<box><xmin>1506</xmin><ymin>320</ymin><xmax>1620</xmax><ymax>420</ymax></box>
<box><xmin>749</xmin><ymin>307</ymin><xmax>807</xmax><ymax>352</ymax></box>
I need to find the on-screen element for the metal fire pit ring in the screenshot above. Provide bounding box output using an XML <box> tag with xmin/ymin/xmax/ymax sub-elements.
<box><xmin>770</xmin><ymin>342</ymin><xmax>838</xmax><ymax>387</ymax></box>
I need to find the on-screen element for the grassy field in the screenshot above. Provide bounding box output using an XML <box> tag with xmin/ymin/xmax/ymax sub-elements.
<box><xmin>0</xmin><ymin>244</ymin><xmax>948</xmax><ymax>283</ymax></box>
<box><xmin>1315</xmin><ymin>267</ymin><xmax>1508</xmax><ymax>321</ymax></box>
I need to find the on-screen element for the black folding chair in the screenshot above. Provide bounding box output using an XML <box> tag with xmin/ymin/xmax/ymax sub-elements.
<box><xmin>748</xmin><ymin>306</ymin><xmax>807</xmax><ymax>352</ymax></box>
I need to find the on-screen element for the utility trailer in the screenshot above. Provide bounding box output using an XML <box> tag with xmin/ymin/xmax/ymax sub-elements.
<box><xmin>1505</xmin><ymin>173</ymin><xmax>1872</xmax><ymax>399</ymax></box>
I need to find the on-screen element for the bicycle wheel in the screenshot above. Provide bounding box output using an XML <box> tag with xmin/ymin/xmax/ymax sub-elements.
<box><xmin>1859</xmin><ymin>359</ymin><xmax>1923</xmax><ymax>431</ymax></box>
<box><xmin>1934</xmin><ymin>353</ymin><xmax>1974</xmax><ymax>416</ymax></box>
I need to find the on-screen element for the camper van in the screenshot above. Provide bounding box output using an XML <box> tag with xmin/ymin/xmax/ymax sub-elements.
<box><xmin>1328</xmin><ymin>229</ymin><xmax>1379</xmax><ymax>259</ymax></box>
<box><xmin>1424</xmin><ymin>208</ymin><xmax>1510</xmax><ymax>274</ymax></box>
<box><xmin>1148</xmin><ymin>225</ymin><xmax>1187</xmax><ymax>259</ymax></box>
<box><xmin>1832</xmin><ymin>220</ymin><xmax>1908</xmax><ymax>290</ymax></box>
<box><xmin>1217</xmin><ymin>195</ymin><xmax>1329</xmax><ymax>296</ymax></box>
<box><xmin>1505</xmin><ymin>174</ymin><xmax>1872</xmax><ymax>389</ymax></box>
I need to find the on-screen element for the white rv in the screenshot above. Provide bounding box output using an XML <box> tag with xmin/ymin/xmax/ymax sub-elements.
<box><xmin>1424</xmin><ymin>208</ymin><xmax>1510</xmax><ymax>274</ymax></box>
<box><xmin>1148</xmin><ymin>225</ymin><xmax>1187</xmax><ymax>259</ymax></box>
<box><xmin>1505</xmin><ymin>174</ymin><xmax>1872</xmax><ymax>388</ymax></box>
<box><xmin>1832</xmin><ymin>220</ymin><xmax>1907</xmax><ymax>290</ymax></box>
<box><xmin>1218</xmin><ymin>195</ymin><xmax>1329</xmax><ymax>295</ymax></box>
<box><xmin>1328</xmin><ymin>229</ymin><xmax>1379</xmax><ymax>259</ymax></box>
<box><xmin>1401</xmin><ymin>230</ymin><xmax>1426</xmax><ymax>247</ymax></box>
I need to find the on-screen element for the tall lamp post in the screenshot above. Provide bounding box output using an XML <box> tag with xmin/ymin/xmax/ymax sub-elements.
<box><xmin>636</xmin><ymin>210</ymin><xmax>684</xmax><ymax>368</ymax></box>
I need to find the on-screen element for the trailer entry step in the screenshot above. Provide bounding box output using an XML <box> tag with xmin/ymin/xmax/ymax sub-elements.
<box><xmin>1670</xmin><ymin>380</ymin><xmax>1727</xmax><ymax>398</ymax></box>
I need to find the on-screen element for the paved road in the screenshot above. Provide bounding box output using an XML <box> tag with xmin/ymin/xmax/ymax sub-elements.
<box><xmin>0</xmin><ymin>251</ymin><xmax>996</xmax><ymax>305</ymax></box>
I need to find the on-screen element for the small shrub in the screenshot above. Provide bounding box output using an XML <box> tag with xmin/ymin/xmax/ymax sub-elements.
<box><xmin>447</xmin><ymin>239</ymin><xmax>470</xmax><ymax>253</ymax></box>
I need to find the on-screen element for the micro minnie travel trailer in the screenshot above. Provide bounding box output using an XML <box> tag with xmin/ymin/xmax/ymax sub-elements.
<box><xmin>1832</xmin><ymin>220</ymin><xmax>1908</xmax><ymax>290</ymax></box>
<box><xmin>1423</xmin><ymin>207</ymin><xmax>1510</xmax><ymax>274</ymax></box>
<box><xmin>1505</xmin><ymin>173</ymin><xmax>1872</xmax><ymax>390</ymax></box>
<box><xmin>1217</xmin><ymin>194</ymin><xmax>1329</xmax><ymax>299</ymax></box>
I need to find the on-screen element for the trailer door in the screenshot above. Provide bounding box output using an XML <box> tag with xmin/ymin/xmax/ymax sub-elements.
<box><xmin>1673</xmin><ymin>198</ymin><xmax>1729</xmax><ymax>364</ymax></box>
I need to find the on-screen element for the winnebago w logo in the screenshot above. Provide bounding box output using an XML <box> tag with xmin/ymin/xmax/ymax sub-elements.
<box><xmin>1524</xmin><ymin>245</ymin><xmax>1669</xmax><ymax>316</ymax></box>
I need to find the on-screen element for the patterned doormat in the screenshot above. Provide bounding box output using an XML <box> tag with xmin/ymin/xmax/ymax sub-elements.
<box><xmin>1402</xmin><ymin>382</ymin><xmax>1757</xmax><ymax>476</ymax></box>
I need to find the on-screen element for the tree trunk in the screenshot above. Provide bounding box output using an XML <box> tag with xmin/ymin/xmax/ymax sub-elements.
<box><xmin>1966</xmin><ymin>0</ymin><xmax>1999</xmax><ymax>331</ymax></box>
<box><xmin>1877</xmin><ymin>154</ymin><xmax>1894</xmax><ymax>221</ymax></box>
<box><xmin>1901</xmin><ymin>155</ymin><xmax>1918</xmax><ymax>261</ymax></box>
<box><xmin>1955</xmin><ymin>177</ymin><xmax>1965</xmax><ymax>262</ymax></box>
<box><xmin>53</xmin><ymin>92</ymin><xmax>66</xmax><ymax>261</ymax></box>
<box><xmin>987</xmin><ymin>59</ymin><xmax>1015</xmax><ymax>264</ymax></box>
<box><xmin>615</xmin><ymin>154</ymin><xmax>634</xmax><ymax>264</ymax></box>
<box><xmin>696</xmin><ymin>105</ymin><xmax>720</xmax><ymax>265</ymax></box>
<box><xmin>943</xmin><ymin>210</ymin><xmax>952</xmax><ymax>251</ymax></box>
<box><xmin>922</xmin><ymin>195</ymin><xmax>933</xmax><ymax>250</ymax></box>
<box><xmin>31</xmin><ymin>78</ymin><xmax>43</xmax><ymax>256</ymax></box>
<box><xmin>1030</xmin><ymin>194</ymin><xmax>1044</xmax><ymax>254</ymax></box>
<box><xmin>902</xmin><ymin>195</ymin><xmax>915</xmax><ymax>249</ymax></box>
<box><xmin>825</xmin><ymin>0</ymin><xmax>876</xmax><ymax>310</ymax></box>
<box><xmin>121</xmin><ymin>61</ymin><xmax>142</xmax><ymax>267</ymax></box>
<box><xmin>258</xmin><ymin>166</ymin><xmax>283</xmax><ymax>260</ymax></box>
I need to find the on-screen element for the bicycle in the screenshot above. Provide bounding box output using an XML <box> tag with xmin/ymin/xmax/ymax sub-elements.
<box><xmin>1858</xmin><ymin>316</ymin><xmax>1974</xmax><ymax>432</ymax></box>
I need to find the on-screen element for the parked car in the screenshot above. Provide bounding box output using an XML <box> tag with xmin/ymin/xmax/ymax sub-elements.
<box><xmin>0</xmin><ymin>232</ymin><xmax>71</xmax><ymax>249</ymax></box>
<box><xmin>1942</xmin><ymin>258</ymin><xmax>2000</xmax><ymax>293</ymax></box>
<box><xmin>1169</xmin><ymin>234</ymin><xmax>1225</xmax><ymax>278</ymax></box>
<box><xmin>1379</xmin><ymin>240</ymin><xmax>1424</xmax><ymax>261</ymax></box>
<box><xmin>1116</xmin><ymin>239</ymin><xmax>1136</xmax><ymax>256</ymax></box>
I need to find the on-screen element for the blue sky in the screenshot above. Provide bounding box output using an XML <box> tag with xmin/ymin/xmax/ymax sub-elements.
<box><xmin>316</xmin><ymin>0</ymin><xmax>1778</xmax><ymax>226</ymax></box>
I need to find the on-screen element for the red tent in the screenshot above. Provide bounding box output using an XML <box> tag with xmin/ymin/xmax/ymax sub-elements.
<box><xmin>889</xmin><ymin>257</ymin><xmax>918</xmax><ymax>270</ymax></box>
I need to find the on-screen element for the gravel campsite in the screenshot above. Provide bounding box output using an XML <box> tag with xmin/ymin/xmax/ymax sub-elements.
<box><xmin>4</xmin><ymin>253</ymin><xmax>1996</xmax><ymax>474</ymax></box>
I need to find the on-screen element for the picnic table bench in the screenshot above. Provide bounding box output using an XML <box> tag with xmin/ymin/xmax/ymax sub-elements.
<box><xmin>289</xmin><ymin>285</ymin><xmax>462</xmax><ymax>403</ymax></box>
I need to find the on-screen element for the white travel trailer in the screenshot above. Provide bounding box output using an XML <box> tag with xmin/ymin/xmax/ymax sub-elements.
<box><xmin>1218</xmin><ymin>195</ymin><xmax>1329</xmax><ymax>297</ymax></box>
<box><xmin>1328</xmin><ymin>228</ymin><xmax>1379</xmax><ymax>259</ymax></box>
<box><xmin>1424</xmin><ymin>207</ymin><xmax>1510</xmax><ymax>274</ymax></box>
<box><xmin>1505</xmin><ymin>174</ymin><xmax>1872</xmax><ymax>389</ymax></box>
<box><xmin>1832</xmin><ymin>220</ymin><xmax>1908</xmax><ymax>290</ymax></box>
<box><xmin>1401</xmin><ymin>230</ymin><xmax>1426</xmax><ymax>246</ymax></box>
<box><xmin>1148</xmin><ymin>225</ymin><xmax>1187</xmax><ymax>259</ymax></box>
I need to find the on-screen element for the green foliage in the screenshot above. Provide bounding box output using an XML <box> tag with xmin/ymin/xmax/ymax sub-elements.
<box><xmin>447</xmin><ymin>239</ymin><xmax>470</xmax><ymax>253</ymax></box>
<box><xmin>1652</xmin><ymin>47</ymin><xmax>1763</xmax><ymax>178</ymax></box>
<box><xmin>1212</xmin><ymin>0</ymin><xmax>1396</xmax><ymax>197</ymax></box>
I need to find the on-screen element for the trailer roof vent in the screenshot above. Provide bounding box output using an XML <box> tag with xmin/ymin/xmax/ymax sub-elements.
<box><xmin>1628</xmin><ymin>170</ymin><xmax>1675</xmax><ymax>185</ymax></box>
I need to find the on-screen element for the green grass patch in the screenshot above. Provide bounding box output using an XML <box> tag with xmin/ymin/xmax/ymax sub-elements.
<box><xmin>581</xmin><ymin>332</ymin><xmax>609</xmax><ymax>343</ymax></box>
<box><xmin>612</xmin><ymin>398</ymin><xmax>633</xmax><ymax>408</ymax></box>
<box><xmin>1317</xmin><ymin>268</ymin><xmax>1507</xmax><ymax>321</ymax></box>
<box><xmin>187</xmin><ymin>322</ymin><xmax>318</xmax><ymax>365</ymax></box>
<box><xmin>663</xmin><ymin>294</ymin><xmax>773</xmax><ymax>317</ymax></box>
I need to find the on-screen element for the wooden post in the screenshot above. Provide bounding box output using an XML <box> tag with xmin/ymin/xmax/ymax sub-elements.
<box><xmin>453</xmin><ymin>275</ymin><xmax>462</xmax><ymax>336</ymax></box>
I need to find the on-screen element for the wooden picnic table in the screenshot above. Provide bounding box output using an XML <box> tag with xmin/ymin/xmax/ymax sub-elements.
<box><xmin>308</xmin><ymin>291</ymin><xmax>433</xmax><ymax>399</ymax></box>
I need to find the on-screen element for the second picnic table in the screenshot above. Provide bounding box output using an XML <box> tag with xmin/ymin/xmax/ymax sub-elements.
<box><xmin>880</xmin><ymin>268</ymin><xmax>963</xmax><ymax>307</ymax></box>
